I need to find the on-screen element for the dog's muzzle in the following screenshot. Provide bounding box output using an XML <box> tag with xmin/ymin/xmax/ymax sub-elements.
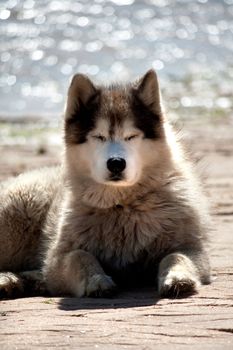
<box><xmin>105</xmin><ymin>142</ymin><xmax>127</xmax><ymax>181</ymax></box>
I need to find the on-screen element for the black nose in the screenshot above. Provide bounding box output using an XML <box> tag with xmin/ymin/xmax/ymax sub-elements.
<box><xmin>107</xmin><ymin>157</ymin><xmax>126</xmax><ymax>174</ymax></box>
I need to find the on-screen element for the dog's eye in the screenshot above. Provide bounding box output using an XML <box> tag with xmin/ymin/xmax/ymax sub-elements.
<box><xmin>93</xmin><ymin>135</ymin><xmax>106</xmax><ymax>142</ymax></box>
<box><xmin>124</xmin><ymin>135</ymin><xmax>138</xmax><ymax>141</ymax></box>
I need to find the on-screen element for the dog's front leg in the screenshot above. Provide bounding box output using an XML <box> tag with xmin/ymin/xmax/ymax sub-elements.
<box><xmin>44</xmin><ymin>249</ymin><xmax>116</xmax><ymax>297</ymax></box>
<box><xmin>158</xmin><ymin>250</ymin><xmax>210</xmax><ymax>297</ymax></box>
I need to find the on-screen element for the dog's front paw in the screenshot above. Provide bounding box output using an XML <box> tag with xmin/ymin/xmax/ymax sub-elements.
<box><xmin>158</xmin><ymin>270</ymin><xmax>200</xmax><ymax>298</ymax></box>
<box><xmin>85</xmin><ymin>274</ymin><xmax>117</xmax><ymax>298</ymax></box>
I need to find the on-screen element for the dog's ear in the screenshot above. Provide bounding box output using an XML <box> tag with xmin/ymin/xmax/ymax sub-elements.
<box><xmin>134</xmin><ymin>69</ymin><xmax>162</xmax><ymax>116</ymax></box>
<box><xmin>65</xmin><ymin>74</ymin><xmax>100</xmax><ymax>120</ymax></box>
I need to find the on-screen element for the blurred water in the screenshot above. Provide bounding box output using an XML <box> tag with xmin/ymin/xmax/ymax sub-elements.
<box><xmin>0</xmin><ymin>0</ymin><xmax>233</xmax><ymax>119</ymax></box>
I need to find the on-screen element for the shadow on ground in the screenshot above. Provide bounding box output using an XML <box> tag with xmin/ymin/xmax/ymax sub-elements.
<box><xmin>58</xmin><ymin>287</ymin><xmax>160</xmax><ymax>310</ymax></box>
<box><xmin>57</xmin><ymin>287</ymin><xmax>196</xmax><ymax>311</ymax></box>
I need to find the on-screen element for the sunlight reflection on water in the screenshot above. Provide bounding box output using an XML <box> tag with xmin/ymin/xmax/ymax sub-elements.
<box><xmin>0</xmin><ymin>0</ymin><xmax>232</xmax><ymax>118</ymax></box>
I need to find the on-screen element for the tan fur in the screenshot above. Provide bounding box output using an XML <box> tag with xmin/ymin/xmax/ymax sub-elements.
<box><xmin>0</xmin><ymin>70</ymin><xmax>210</xmax><ymax>299</ymax></box>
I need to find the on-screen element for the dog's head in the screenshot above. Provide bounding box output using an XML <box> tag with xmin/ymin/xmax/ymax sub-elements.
<box><xmin>64</xmin><ymin>70</ymin><xmax>169</xmax><ymax>187</ymax></box>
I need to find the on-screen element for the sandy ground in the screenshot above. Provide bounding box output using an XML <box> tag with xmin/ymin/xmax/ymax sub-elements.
<box><xmin>0</xmin><ymin>120</ymin><xmax>233</xmax><ymax>349</ymax></box>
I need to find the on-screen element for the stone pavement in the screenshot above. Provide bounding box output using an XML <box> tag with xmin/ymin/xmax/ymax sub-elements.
<box><xmin>0</xmin><ymin>121</ymin><xmax>233</xmax><ymax>349</ymax></box>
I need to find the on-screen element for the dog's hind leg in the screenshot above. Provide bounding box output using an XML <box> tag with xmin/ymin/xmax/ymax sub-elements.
<box><xmin>0</xmin><ymin>272</ymin><xmax>24</xmax><ymax>299</ymax></box>
<box><xmin>0</xmin><ymin>270</ymin><xmax>47</xmax><ymax>299</ymax></box>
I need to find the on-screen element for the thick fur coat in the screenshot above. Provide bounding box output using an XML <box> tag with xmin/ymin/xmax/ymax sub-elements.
<box><xmin>0</xmin><ymin>70</ymin><xmax>210</xmax><ymax>299</ymax></box>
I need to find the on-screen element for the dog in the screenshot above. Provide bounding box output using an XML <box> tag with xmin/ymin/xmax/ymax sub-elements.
<box><xmin>0</xmin><ymin>70</ymin><xmax>211</xmax><ymax>299</ymax></box>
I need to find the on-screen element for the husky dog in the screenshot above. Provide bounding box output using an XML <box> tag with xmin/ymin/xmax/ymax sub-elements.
<box><xmin>0</xmin><ymin>70</ymin><xmax>210</xmax><ymax>299</ymax></box>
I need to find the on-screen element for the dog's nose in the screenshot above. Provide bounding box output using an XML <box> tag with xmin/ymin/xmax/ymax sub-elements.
<box><xmin>107</xmin><ymin>157</ymin><xmax>126</xmax><ymax>174</ymax></box>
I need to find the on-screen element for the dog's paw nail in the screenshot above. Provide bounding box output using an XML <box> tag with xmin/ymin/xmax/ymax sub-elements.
<box><xmin>159</xmin><ymin>274</ymin><xmax>199</xmax><ymax>298</ymax></box>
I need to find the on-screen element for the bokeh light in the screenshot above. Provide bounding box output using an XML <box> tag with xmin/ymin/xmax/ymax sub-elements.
<box><xmin>0</xmin><ymin>0</ymin><xmax>232</xmax><ymax>120</ymax></box>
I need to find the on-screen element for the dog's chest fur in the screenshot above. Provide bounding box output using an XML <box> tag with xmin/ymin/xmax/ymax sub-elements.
<box><xmin>61</xmin><ymin>189</ymin><xmax>185</xmax><ymax>271</ymax></box>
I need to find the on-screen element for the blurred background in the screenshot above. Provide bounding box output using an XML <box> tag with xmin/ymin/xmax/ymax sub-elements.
<box><xmin>0</xmin><ymin>0</ymin><xmax>233</xmax><ymax>146</ymax></box>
